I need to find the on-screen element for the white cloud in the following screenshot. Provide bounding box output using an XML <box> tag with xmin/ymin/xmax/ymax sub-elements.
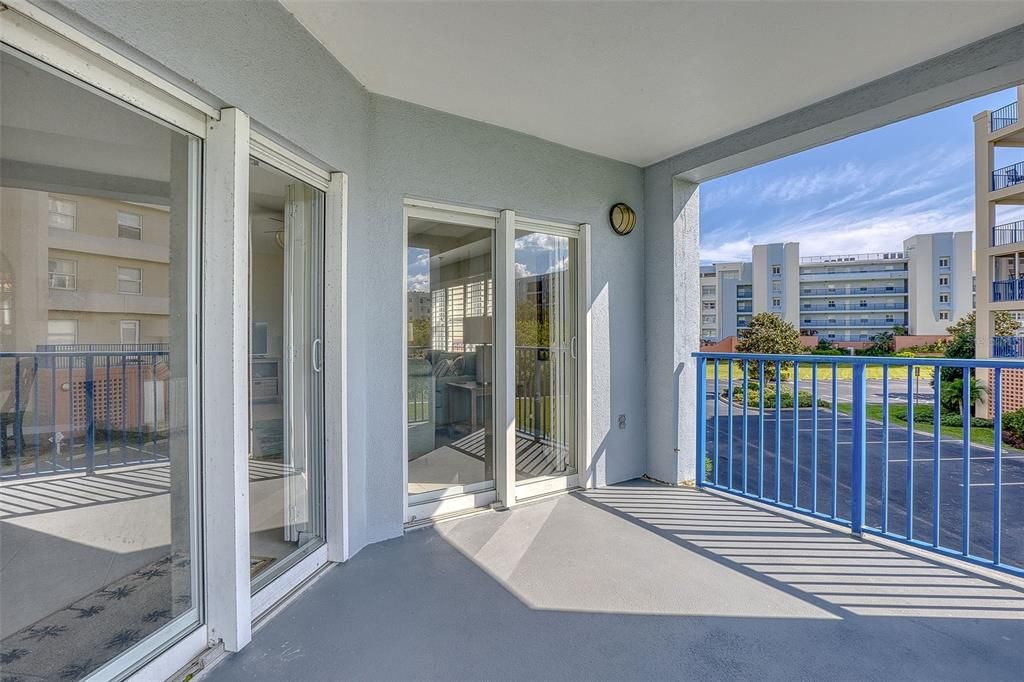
<box><xmin>514</xmin><ymin>262</ymin><xmax>532</xmax><ymax>279</ymax></box>
<box><xmin>407</xmin><ymin>273</ymin><xmax>429</xmax><ymax>292</ymax></box>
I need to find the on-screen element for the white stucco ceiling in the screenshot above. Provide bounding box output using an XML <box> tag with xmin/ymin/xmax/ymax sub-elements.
<box><xmin>282</xmin><ymin>1</ymin><xmax>1024</xmax><ymax>167</ymax></box>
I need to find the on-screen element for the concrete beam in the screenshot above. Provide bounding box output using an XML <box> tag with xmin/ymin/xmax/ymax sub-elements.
<box><xmin>654</xmin><ymin>23</ymin><xmax>1024</xmax><ymax>183</ymax></box>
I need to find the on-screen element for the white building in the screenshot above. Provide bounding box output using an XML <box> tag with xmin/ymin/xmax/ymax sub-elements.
<box><xmin>702</xmin><ymin>232</ymin><xmax>973</xmax><ymax>342</ymax></box>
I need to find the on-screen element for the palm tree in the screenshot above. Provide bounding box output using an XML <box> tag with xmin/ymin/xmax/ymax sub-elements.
<box><xmin>940</xmin><ymin>376</ymin><xmax>987</xmax><ymax>418</ymax></box>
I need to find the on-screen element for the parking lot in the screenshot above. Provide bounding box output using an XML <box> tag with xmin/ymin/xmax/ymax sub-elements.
<box><xmin>705</xmin><ymin>400</ymin><xmax>1024</xmax><ymax>571</ymax></box>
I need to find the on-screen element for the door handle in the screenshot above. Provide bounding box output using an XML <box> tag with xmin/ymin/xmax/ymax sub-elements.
<box><xmin>312</xmin><ymin>338</ymin><xmax>323</xmax><ymax>373</ymax></box>
<box><xmin>570</xmin><ymin>336</ymin><xmax>577</xmax><ymax>360</ymax></box>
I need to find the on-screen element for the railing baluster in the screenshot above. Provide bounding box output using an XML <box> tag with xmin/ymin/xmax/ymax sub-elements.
<box><xmin>13</xmin><ymin>358</ymin><xmax>21</xmax><ymax>476</ymax></box>
<box><xmin>742</xmin><ymin>361</ymin><xmax>749</xmax><ymax>493</ymax></box>
<box><xmin>696</xmin><ymin>356</ymin><xmax>707</xmax><ymax>487</ymax></box>
<box><xmin>831</xmin><ymin>364</ymin><xmax>838</xmax><ymax>519</ymax></box>
<box><xmin>106</xmin><ymin>356</ymin><xmax>112</xmax><ymax>467</ymax></box>
<box><xmin>33</xmin><ymin>355</ymin><xmax>40</xmax><ymax>475</ymax></box>
<box><xmin>727</xmin><ymin>361</ymin><xmax>734</xmax><ymax>490</ymax></box>
<box><xmin>67</xmin><ymin>359</ymin><xmax>74</xmax><ymax>470</ymax></box>
<box><xmin>851</xmin><ymin>363</ymin><xmax>866</xmax><ymax>535</ymax></box>
<box><xmin>758</xmin><ymin>360</ymin><xmax>765</xmax><ymax>499</ymax></box>
<box><xmin>122</xmin><ymin>360</ymin><xmax>128</xmax><ymax>463</ymax></box>
<box><xmin>713</xmin><ymin>359</ymin><xmax>719</xmax><ymax>486</ymax></box>
<box><xmin>792</xmin><ymin>360</ymin><xmax>799</xmax><ymax>508</ymax></box>
<box><xmin>907</xmin><ymin>367</ymin><xmax>915</xmax><ymax>541</ymax></box>
<box><xmin>933</xmin><ymin>368</ymin><xmax>941</xmax><ymax>548</ymax></box>
<box><xmin>881</xmin><ymin>365</ymin><xmax>889</xmax><ymax>534</ymax></box>
<box><xmin>962</xmin><ymin>367</ymin><xmax>971</xmax><ymax>557</ymax></box>
<box><xmin>775</xmin><ymin>361</ymin><xmax>782</xmax><ymax>503</ymax></box>
<box><xmin>85</xmin><ymin>354</ymin><xmax>95</xmax><ymax>475</ymax></box>
<box><xmin>993</xmin><ymin>368</ymin><xmax>1002</xmax><ymax>566</ymax></box>
<box><xmin>51</xmin><ymin>358</ymin><xmax>57</xmax><ymax>473</ymax></box>
<box><xmin>811</xmin><ymin>362</ymin><xmax>818</xmax><ymax>514</ymax></box>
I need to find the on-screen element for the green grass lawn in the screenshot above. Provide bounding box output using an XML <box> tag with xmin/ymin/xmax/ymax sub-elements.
<box><xmin>828</xmin><ymin>401</ymin><xmax>1000</xmax><ymax>449</ymax></box>
<box><xmin>706</xmin><ymin>362</ymin><xmax>934</xmax><ymax>382</ymax></box>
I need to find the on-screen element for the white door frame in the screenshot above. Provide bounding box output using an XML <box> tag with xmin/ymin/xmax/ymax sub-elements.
<box><xmin>403</xmin><ymin>201</ymin><xmax>592</xmax><ymax>522</ymax></box>
<box><xmin>510</xmin><ymin>217</ymin><xmax>591</xmax><ymax>502</ymax></box>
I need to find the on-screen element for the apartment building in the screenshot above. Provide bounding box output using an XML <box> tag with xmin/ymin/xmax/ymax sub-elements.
<box><xmin>701</xmin><ymin>231</ymin><xmax>972</xmax><ymax>343</ymax></box>
<box><xmin>974</xmin><ymin>87</ymin><xmax>1024</xmax><ymax>416</ymax></box>
<box><xmin>700</xmin><ymin>261</ymin><xmax>752</xmax><ymax>341</ymax></box>
<box><xmin>0</xmin><ymin>189</ymin><xmax>170</xmax><ymax>351</ymax></box>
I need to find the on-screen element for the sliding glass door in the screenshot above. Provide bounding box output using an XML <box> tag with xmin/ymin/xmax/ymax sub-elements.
<box><xmin>406</xmin><ymin>210</ymin><xmax>496</xmax><ymax>503</ymax></box>
<box><xmin>247</xmin><ymin>159</ymin><xmax>325</xmax><ymax>591</ymax></box>
<box><xmin>513</xmin><ymin>228</ymin><xmax>578</xmax><ymax>481</ymax></box>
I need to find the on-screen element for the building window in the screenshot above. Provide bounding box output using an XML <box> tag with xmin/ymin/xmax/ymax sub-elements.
<box><xmin>47</xmin><ymin>197</ymin><xmax>76</xmax><ymax>230</ymax></box>
<box><xmin>119</xmin><ymin>319</ymin><xmax>140</xmax><ymax>344</ymax></box>
<box><xmin>117</xmin><ymin>210</ymin><xmax>143</xmax><ymax>240</ymax></box>
<box><xmin>827</xmin><ymin>300</ymin><xmax>836</xmax><ymax>308</ymax></box>
<box><xmin>46</xmin><ymin>319</ymin><xmax>78</xmax><ymax>345</ymax></box>
<box><xmin>939</xmin><ymin>257</ymin><xmax>950</xmax><ymax>267</ymax></box>
<box><xmin>939</xmin><ymin>293</ymin><xmax>949</xmax><ymax>304</ymax></box>
<box><xmin>703</xmin><ymin>301</ymin><xmax>716</xmax><ymax>310</ymax></box>
<box><xmin>47</xmin><ymin>258</ymin><xmax>77</xmax><ymax>290</ymax></box>
<box><xmin>116</xmin><ymin>266</ymin><xmax>143</xmax><ymax>294</ymax></box>
<box><xmin>939</xmin><ymin>275</ymin><xmax>949</xmax><ymax>286</ymax></box>
<box><xmin>771</xmin><ymin>264</ymin><xmax>781</xmax><ymax>275</ymax></box>
<box><xmin>858</xmin><ymin>299</ymin><xmax>867</xmax><ymax>308</ymax></box>
<box><xmin>772</xmin><ymin>297</ymin><xmax>781</xmax><ymax>307</ymax></box>
<box><xmin>939</xmin><ymin>311</ymin><xmax>950</xmax><ymax>320</ymax></box>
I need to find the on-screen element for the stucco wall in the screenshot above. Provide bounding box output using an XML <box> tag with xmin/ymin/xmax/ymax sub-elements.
<box><xmin>50</xmin><ymin>0</ymin><xmax>646</xmax><ymax>552</ymax></box>
<box><xmin>365</xmin><ymin>95</ymin><xmax>646</xmax><ymax>539</ymax></box>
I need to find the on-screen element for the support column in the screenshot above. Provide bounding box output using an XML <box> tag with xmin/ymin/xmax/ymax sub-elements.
<box><xmin>202</xmin><ymin>107</ymin><xmax>252</xmax><ymax>651</ymax></box>
<box><xmin>644</xmin><ymin>169</ymin><xmax>700</xmax><ymax>485</ymax></box>
<box><xmin>495</xmin><ymin>209</ymin><xmax>516</xmax><ymax>507</ymax></box>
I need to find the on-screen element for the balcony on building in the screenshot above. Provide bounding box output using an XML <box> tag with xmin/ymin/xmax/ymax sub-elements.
<box><xmin>992</xmin><ymin>160</ymin><xmax>1024</xmax><ymax>192</ymax></box>
<box><xmin>801</xmin><ymin>285</ymin><xmax>908</xmax><ymax>297</ymax></box>
<box><xmin>993</xmin><ymin>335</ymin><xmax>1024</xmax><ymax>358</ymax></box>
<box><xmin>992</xmin><ymin>219</ymin><xmax>1024</xmax><ymax>248</ymax></box>
<box><xmin>735</xmin><ymin>286</ymin><xmax>752</xmax><ymax>299</ymax></box>
<box><xmin>991</xmin><ymin>101</ymin><xmax>1019</xmax><ymax>132</ymax></box>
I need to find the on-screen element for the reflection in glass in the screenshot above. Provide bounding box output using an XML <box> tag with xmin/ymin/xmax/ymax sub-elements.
<box><xmin>514</xmin><ymin>229</ymin><xmax>578</xmax><ymax>480</ymax></box>
<box><xmin>0</xmin><ymin>50</ymin><xmax>198</xmax><ymax>679</ymax></box>
<box><xmin>248</xmin><ymin>159</ymin><xmax>325</xmax><ymax>589</ymax></box>
<box><xmin>406</xmin><ymin>217</ymin><xmax>494</xmax><ymax>496</ymax></box>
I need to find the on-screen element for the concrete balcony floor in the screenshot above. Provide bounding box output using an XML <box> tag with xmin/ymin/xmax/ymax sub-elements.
<box><xmin>213</xmin><ymin>481</ymin><xmax>1024</xmax><ymax>681</ymax></box>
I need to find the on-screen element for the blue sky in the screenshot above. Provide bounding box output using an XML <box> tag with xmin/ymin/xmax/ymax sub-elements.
<box><xmin>699</xmin><ymin>87</ymin><xmax>1024</xmax><ymax>263</ymax></box>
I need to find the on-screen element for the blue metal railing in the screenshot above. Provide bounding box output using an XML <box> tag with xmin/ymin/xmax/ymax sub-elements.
<box><xmin>0</xmin><ymin>350</ymin><xmax>170</xmax><ymax>480</ymax></box>
<box><xmin>992</xmin><ymin>278</ymin><xmax>1024</xmax><ymax>302</ymax></box>
<box><xmin>993</xmin><ymin>161</ymin><xmax>1024</xmax><ymax>192</ymax></box>
<box><xmin>993</xmin><ymin>336</ymin><xmax>1024</xmax><ymax>358</ymax></box>
<box><xmin>992</xmin><ymin>220</ymin><xmax>1024</xmax><ymax>247</ymax></box>
<box><xmin>991</xmin><ymin>102</ymin><xmax>1018</xmax><ymax>132</ymax></box>
<box><xmin>695</xmin><ymin>352</ymin><xmax>1023</xmax><ymax>578</ymax></box>
<box><xmin>801</xmin><ymin>319</ymin><xmax>906</xmax><ymax>328</ymax></box>
<box><xmin>736</xmin><ymin>304</ymin><xmax>753</xmax><ymax>313</ymax></box>
<box><xmin>801</xmin><ymin>302</ymin><xmax>906</xmax><ymax>312</ymax></box>
<box><xmin>802</xmin><ymin>286</ymin><xmax>907</xmax><ymax>296</ymax></box>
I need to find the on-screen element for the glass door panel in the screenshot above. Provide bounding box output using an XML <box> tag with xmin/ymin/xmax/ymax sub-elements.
<box><xmin>406</xmin><ymin>216</ymin><xmax>495</xmax><ymax>498</ymax></box>
<box><xmin>514</xmin><ymin>229</ymin><xmax>578</xmax><ymax>480</ymax></box>
<box><xmin>248</xmin><ymin>159</ymin><xmax>325</xmax><ymax>590</ymax></box>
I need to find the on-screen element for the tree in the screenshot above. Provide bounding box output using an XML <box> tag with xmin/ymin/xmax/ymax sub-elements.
<box><xmin>940</xmin><ymin>376</ymin><xmax>987</xmax><ymax>417</ymax></box>
<box><xmin>735</xmin><ymin>312</ymin><xmax>804</xmax><ymax>380</ymax></box>
<box><xmin>941</xmin><ymin>312</ymin><xmax>1020</xmax><ymax>382</ymax></box>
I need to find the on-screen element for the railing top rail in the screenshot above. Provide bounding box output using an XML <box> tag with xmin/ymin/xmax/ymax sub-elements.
<box><xmin>994</xmin><ymin>160</ymin><xmax>1024</xmax><ymax>174</ymax></box>
<box><xmin>993</xmin><ymin>219</ymin><xmax>1024</xmax><ymax>230</ymax></box>
<box><xmin>799</xmin><ymin>252</ymin><xmax>905</xmax><ymax>264</ymax></box>
<box><xmin>693</xmin><ymin>351</ymin><xmax>1024</xmax><ymax>368</ymax></box>
<box><xmin>0</xmin><ymin>350</ymin><xmax>170</xmax><ymax>358</ymax></box>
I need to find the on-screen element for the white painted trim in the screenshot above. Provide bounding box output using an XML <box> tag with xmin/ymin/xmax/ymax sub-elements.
<box><xmin>514</xmin><ymin>215</ymin><xmax>582</xmax><ymax>237</ymax></box>
<box><xmin>250</xmin><ymin>544</ymin><xmax>331</xmax><ymax>619</ymax></box>
<box><xmin>0</xmin><ymin>1</ymin><xmax>214</xmax><ymax>137</ymax></box>
<box><xmin>408</xmin><ymin>480</ymin><xmax>496</xmax><ymax>506</ymax></box>
<box><xmin>515</xmin><ymin>473</ymin><xmax>579</xmax><ymax>501</ymax></box>
<box><xmin>407</xmin><ymin>489</ymin><xmax>498</xmax><ymax>523</ymax></box>
<box><xmin>250</xmin><ymin>131</ymin><xmax>332</xmax><ymax>191</ymax></box>
<box><xmin>121</xmin><ymin>624</ymin><xmax>208</xmax><ymax>682</ymax></box>
<box><xmin>324</xmin><ymin>172</ymin><xmax>349</xmax><ymax>562</ymax></box>
<box><xmin>404</xmin><ymin>197</ymin><xmax>500</xmax><ymax>219</ymax></box>
<box><xmin>202</xmin><ymin>107</ymin><xmax>252</xmax><ymax>652</ymax></box>
<box><xmin>496</xmin><ymin>209</ymin><xmax>517</xmax><ymax>508</ymax></box>
<box><xmin>578</xmin><ymin>223</ymin><xmax>594</xmax><ymax>488</ymax></box>
<box><xmin>403</xmin><ymin>199</ymin><xmax>500</xmax><ymax>522</ymax></box>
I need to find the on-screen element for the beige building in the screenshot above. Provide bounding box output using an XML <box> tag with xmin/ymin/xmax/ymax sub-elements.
<box><xmin>0</xmin><ymin>189</ymin><xmax>170</xmax><ymax>351</ymax></box>
<box><xmin>974</xmin><ymin>86</ymin><xmax>1024</xmax><ymax>415</ymax></box>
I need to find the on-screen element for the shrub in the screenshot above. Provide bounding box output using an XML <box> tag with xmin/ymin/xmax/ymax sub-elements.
<box><xmin>810</xmin><ymin>349</ymin><xmax>844</xmax><ymax>356</ymax></box>
<box><xmin>1002</xmin><ymin>407</ymin><xmax>1024</xmax><ymax>448</ymax></box>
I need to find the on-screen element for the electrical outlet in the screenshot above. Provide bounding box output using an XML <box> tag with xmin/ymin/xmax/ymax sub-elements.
<box><xmin>618</xmin><ymin>414</ymin><xmax>627</xmax><ymax>430</ymax></box>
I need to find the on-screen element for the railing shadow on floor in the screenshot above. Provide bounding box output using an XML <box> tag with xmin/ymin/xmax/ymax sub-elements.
<box><xmin>577</xmin><ymin>484</ymin><xmax>1024</xmax><ymax>621</ymax></box>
